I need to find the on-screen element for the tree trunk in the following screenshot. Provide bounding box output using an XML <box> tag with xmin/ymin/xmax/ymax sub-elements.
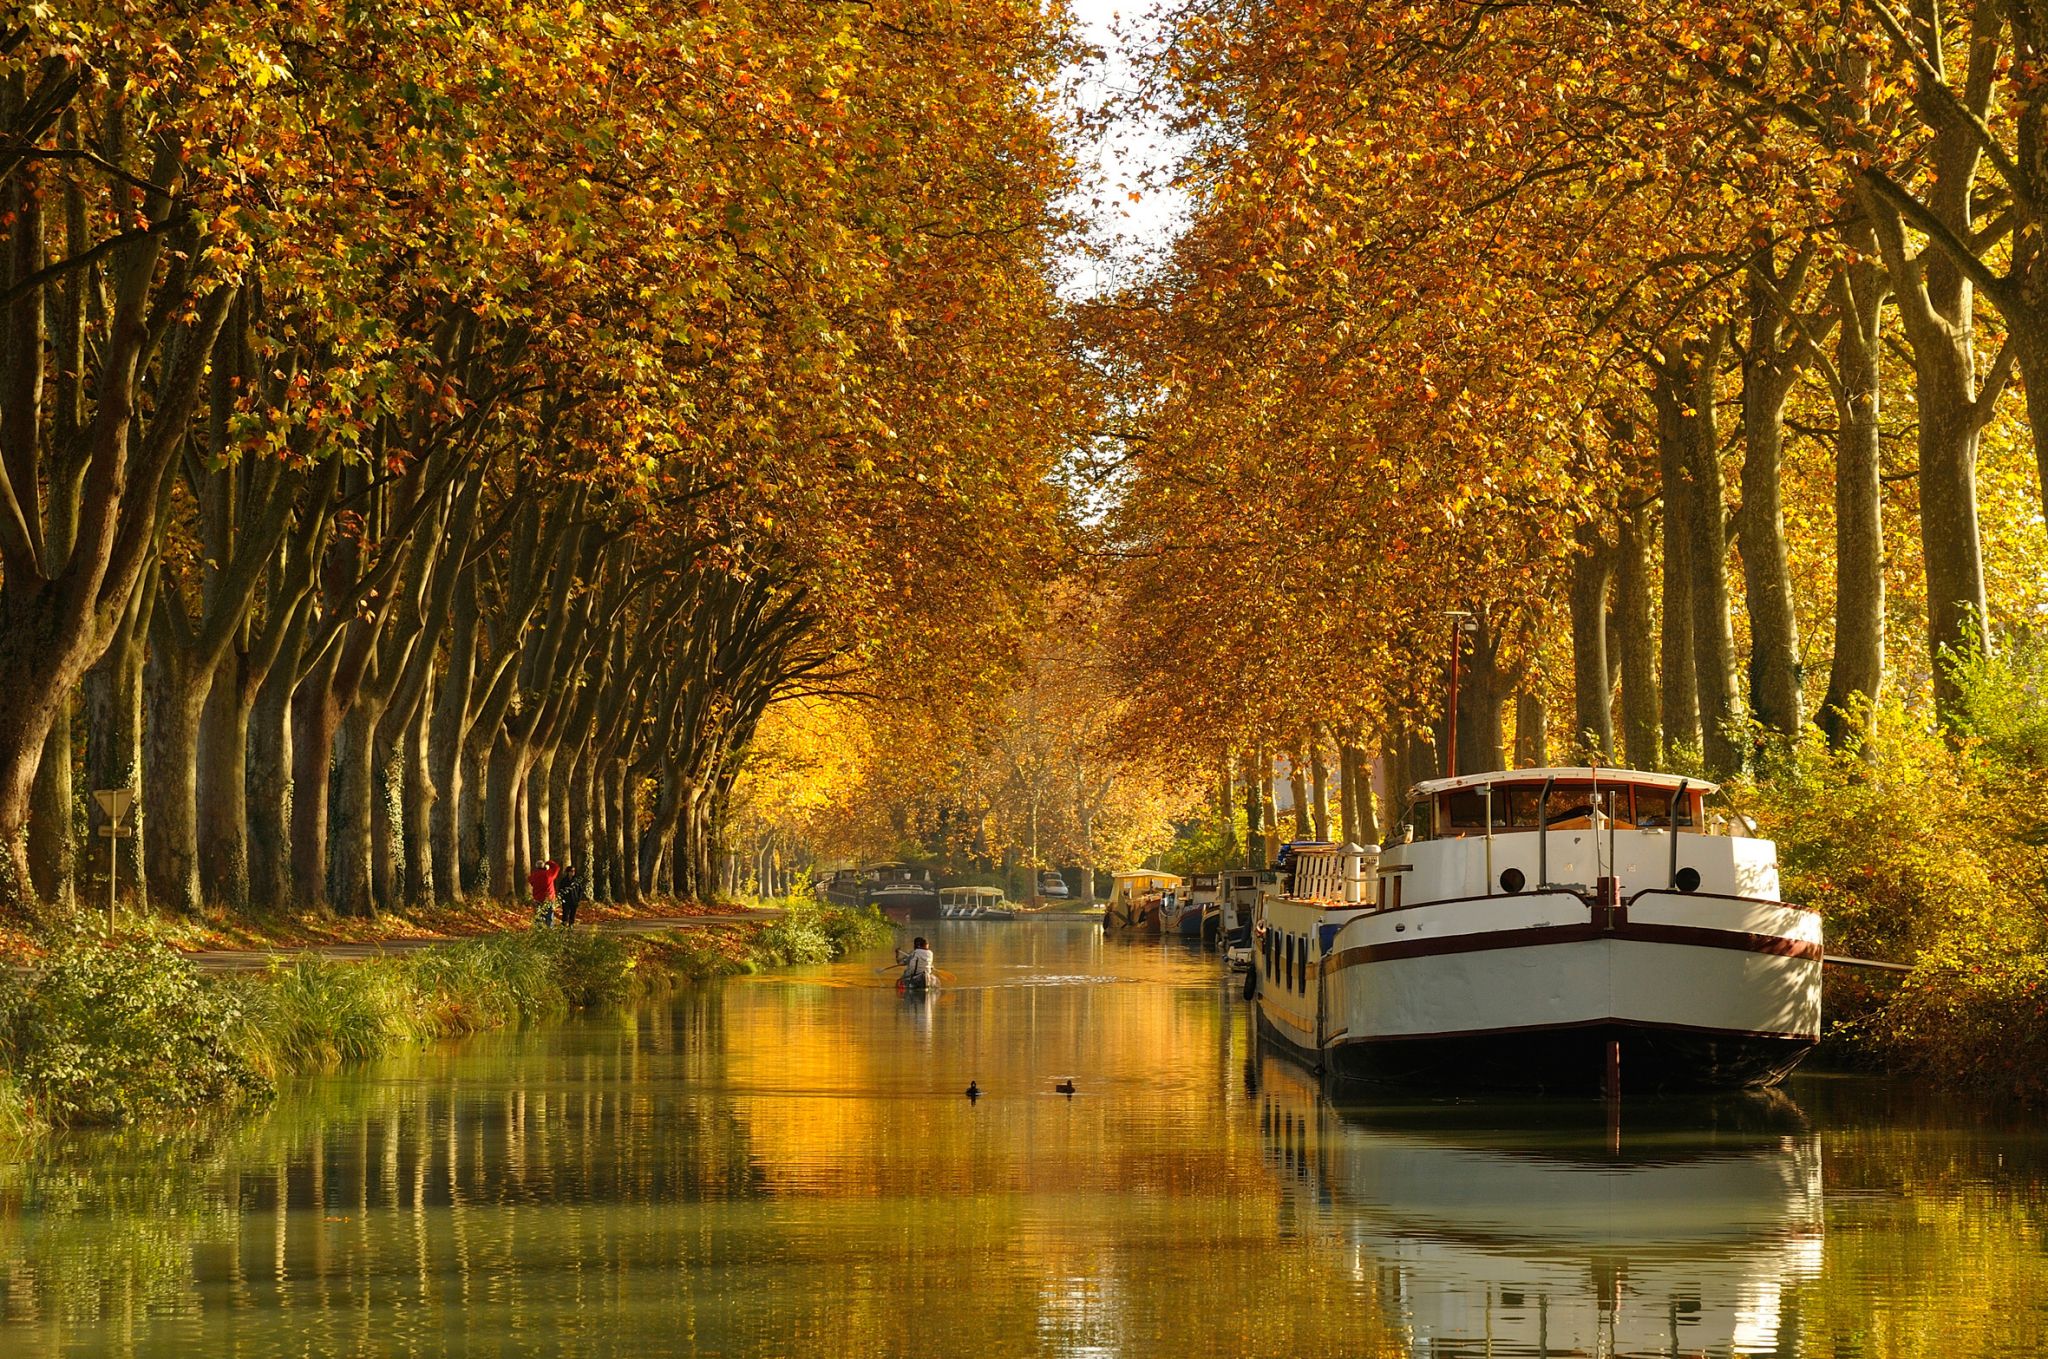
<box><xmin>1672</xmin><ymin>331</ymin><xmax>1744</xmax><ymax>775</ymax></box>
<box><xmin>485</xmin><ymin>735</ymin><xmax>526</xmax><ymax>897</ymax></box>
<box><xmin>1568</xmin><ymin>522</ymin><xmax>1614</xmax><ymax>760</ymax></box>
<box><xmin>28</xmin><ymin>698</ymin><xmax>73</xmax><ymax>907</ymax></box>
<box><xmin>247</xmin><ymin>661</ymin><xmax>296</xmax><ymax>911</ymax></box>
<box><xmin>619</xmin><ymin>765</ymin><xmax>642</xmax><ymax>903</ymax></box>
<box><xmin>1859</xmin><ymin>139</ymin><xmax>1991</xmax><ymax>722</ymax></box>
<box><xmin>328</xmin><ymin>701</ymin><xmax>382</xmax><ymax>917</ymax></box>
<box><xmin>1308</xmin><ymin>733</ymin><xmax>1330</xmax><ymax>842</ymax></box>
<box><xmin>527</xmin><ymin>750</ymin><xmax>554</xmax><ymax>869</ymax></box>
<box><xmin>1513</xmin><ymin>691</ymin><xmax>1549</xmax><ymax>768</ymax></box>
<box><xmin>1287</xmin><ymin>740</ymin><xmax>1310</xmax><ymax>843</ymax></box>
<box><xmin>402</xmin><ymin>698</ymin><xmax>435</xmax><ymax>906</ymax></box>
<box><xmin>79</xmin><ymin>579</ymin><xmax>151</xmax><ymax>908</ymax></box>
<box><xmin>1340</xmin><ymin>727</ymin><xmax>1378</xmax><ymax>845</ymax></box>
<box><xmin>1654</xmin><ymin>377</ymin><xmax>1701</xmax><ymax>761</ymax></box>
<box><xmin>197</xmin><ymin>660</ymin><xmax>251</xmax><ymax>910</ymax></box>
<box><xmin>289</xmin><ymin>658</ymin><xmax>342</xmax><ymax>909</ymax></box>
<box><xmin>1244</xmin><ymin>747</ymin><xmax>1266</xmax><ymax>869</ymax></box>
<box><xmin>1614</xmin><ymin>510</ymin><xmax>1660</xmax><ymax>769</ymax></box>
<box><xmin>141</xmin><ymin>642</ymin><xmax>207</xmax><ymax>913</ymax></box>
<box><xmin>1820</xmin><ymin>244</ymin><xmax>1889</xmax><ymax>748</ymax></box>
<box><xmin>570</xmin><ymin>748</ymin><xmax>595</xmax><ymax>892</ymax></box>
<box><xmin>1454</xmin><ymin>620</ymin><xmax>1506</xmax><ymax>774</ymax></box>
<box><xmin>1740</xmin><ymin>268</ymin><xmax>1805</xmax><ymax>741</ymax></box>
<box><xmin>1337</xmin><ymin>740</ymin><xmax>1357</xmax><ymax>845</ymax></box>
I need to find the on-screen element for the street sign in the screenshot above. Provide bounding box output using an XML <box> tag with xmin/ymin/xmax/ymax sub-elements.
<box><xmin>92</xmin><ymin>788</ymin><xmax>136</xmax><ymax>936</ymax></box>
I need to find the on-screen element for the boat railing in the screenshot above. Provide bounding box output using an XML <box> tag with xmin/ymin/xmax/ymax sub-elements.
<box><xmin>1287</xmin><ymin>844</ymin><xmax>1379</xmax><ymax>906</ymax></box>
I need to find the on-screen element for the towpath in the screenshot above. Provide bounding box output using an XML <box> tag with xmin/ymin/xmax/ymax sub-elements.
<box><xmin>177</xmin><ymin>906</ymin><xmax>787</xmax><ymax>973</ymax></box>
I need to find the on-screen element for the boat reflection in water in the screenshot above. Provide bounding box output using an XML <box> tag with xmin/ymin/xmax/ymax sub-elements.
<box><xmin>1256</xmin><ymin>1056</ymin><xmax>1823</xmax><ymax>1357</ymax></box>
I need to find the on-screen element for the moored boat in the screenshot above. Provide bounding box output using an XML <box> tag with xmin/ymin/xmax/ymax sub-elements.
<box><xmin>1251</xmin><ymin>767</ymin><xmax>1822</xmax><ymax>1093</ymax></box>
<box><xmin>1162</xmin><ymin>874</ymin><xmax>1210</xmax><ymax>938</ymax></box>
<box><xmin>1104</xmin><ymin>870</ymin><xmax>1181</xmax><ymax>934</ymax></box>
<box><xmin>865</xmin><ymin>863</ymin><xmax>941</xmax><ymax>923</ymax></box>
<box><xmin>938</xmin><ymin>886</ymin><xmax>1016</xmax><ymax>919</ymax></box>
<box><xmin>1185</xmin><ymin>872</ymin><xmax>1223</xmax><ymax>941</ymax></box>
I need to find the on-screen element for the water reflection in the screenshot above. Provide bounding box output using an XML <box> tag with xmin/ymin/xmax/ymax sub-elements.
<box><xmin>2</xmin><ymin>926</ymin><xmax>2048</xmax><ymax>1356</ymax></box>
<box><xmin>1258</xmin><ymin>1056</ymin><xmax>1824</xmax><ymax>1356</ymax></box>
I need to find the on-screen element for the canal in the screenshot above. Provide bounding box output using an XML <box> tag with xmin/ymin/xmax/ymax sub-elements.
<box><xmin>3</xmin><ymin>921</ymin><xmax>2046</xmax><ymax>1356</ymax></box>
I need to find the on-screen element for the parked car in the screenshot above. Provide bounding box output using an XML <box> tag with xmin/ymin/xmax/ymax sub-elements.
<box><xmin>1037</xmin><ymin>870</ymin><xmax>1071</xmax><ymax>900</ymax></box>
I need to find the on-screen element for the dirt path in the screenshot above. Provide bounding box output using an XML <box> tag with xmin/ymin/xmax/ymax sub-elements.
<box><xmin>177</xmin><ymin>907</ymin><xmax>786</xmax><ymax>973</ymax></box>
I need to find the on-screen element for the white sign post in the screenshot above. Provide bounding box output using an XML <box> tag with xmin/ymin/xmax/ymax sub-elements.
<box><xmin>92</xmin><ymin>789</ymin><xmax>135</xmax><ymax>935</ymax></box>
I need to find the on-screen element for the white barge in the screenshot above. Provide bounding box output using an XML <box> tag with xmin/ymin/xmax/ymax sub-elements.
<box><xmin>1251</xmin><ymin>767</ymin><xmax>1822</xmax><ymax>1092</ymax></box>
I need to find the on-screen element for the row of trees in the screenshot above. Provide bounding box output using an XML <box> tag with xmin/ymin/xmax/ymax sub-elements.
<box><xmin>1094</xmin><ymin>0</ymin><xmax>2048</xmax><ymax>805</ymax></box>
<box><xmin>0</xmin><ymin>0</ymin><xmax>1082</xmax><ymax>917</ymax></box>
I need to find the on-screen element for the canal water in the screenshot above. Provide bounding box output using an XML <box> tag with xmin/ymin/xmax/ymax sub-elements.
<box><xmin>3</xmin><ymin>922</ymin><xmax>2046</xmax><ymax>1356</ymax></box>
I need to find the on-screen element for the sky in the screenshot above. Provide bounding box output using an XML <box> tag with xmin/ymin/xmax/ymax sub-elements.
<box><xmin>1059</xmin><ymin>0</ymin><xmax>1189</xmax><ymax>296</ymax></box>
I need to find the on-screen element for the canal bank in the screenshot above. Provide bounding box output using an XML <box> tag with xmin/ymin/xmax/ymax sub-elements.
<box><xmin>5</xmin><ymin>921</ymin><xmax>2048</xmax><ymax>1356</ymax></box>
<box><xmin>0</xmin><ymin>905</ymin><xmax>893</xmax><ymax>1135</ymax></box>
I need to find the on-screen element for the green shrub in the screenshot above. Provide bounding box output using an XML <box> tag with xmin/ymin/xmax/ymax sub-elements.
<box><xmin>528</xmin><ymin>927</ymin><xmax>636</xmax><ymax>1007</ymax></box>
<box><xmin>1950</xmin><ymin>634</ymin><xmax>2048</xmax><ymax>775</ymax></box>
<box><xmin>753</xmin><ymin>910</ymin><xmax>835</xmax><ymax>966</ymax></box>
<box><xmin>1741</xmin><ymin>674</ymin><xmax>2048</xmax><ymax>1082</ymax></box>
<box><xmin>1743</xmin><ymin>702</ymin><xmax>2035</xmax><ymax>966</ymax></box>
<box><xmin>753</xmin><ymin>904</ymin><xmax>891</xmax><ymax>966</ymax></box>
<box><xmin>816</xmin><ymin>905</ymin><xmax>893</xmax><ymax>957</ymax></box>
<box><xmin>1867</xmin><ymin>932</ymin><xmax>2048</xmax><ymax>1101</ymax></box>
<box><xmin>2</xmin><ymin>934</ymin><xmax>269</xmax><ymax>1128</ymax></box>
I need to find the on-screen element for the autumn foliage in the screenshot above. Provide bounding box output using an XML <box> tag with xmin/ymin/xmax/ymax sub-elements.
<box><xmin>0</xmin><ymin>0</ymin><xmax>1086</xmax><ymax>915</ymax></box>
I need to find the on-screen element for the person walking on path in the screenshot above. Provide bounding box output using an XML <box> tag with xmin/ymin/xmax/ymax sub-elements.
<box><xmin>557</xmin><ymin>861</ymin><xmax>586</xmax><ymax>928</ymax></box>
<box><xmin>527</xmin><ymin>859</ymin><xmax>560</xmax><ymax>927</ymax></box>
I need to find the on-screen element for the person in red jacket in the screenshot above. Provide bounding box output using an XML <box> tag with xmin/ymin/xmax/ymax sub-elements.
<box><xmin>527</xmin><ymin>859</ymin><xmax>560</xmax><ymax>927</ymax></box>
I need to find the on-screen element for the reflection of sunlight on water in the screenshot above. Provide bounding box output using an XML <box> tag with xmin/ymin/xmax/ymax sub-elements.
<box><xmin>1036</xmin><ymin>1275</ymin><xmax>1121</xmax><ymax>1359</ymax></box>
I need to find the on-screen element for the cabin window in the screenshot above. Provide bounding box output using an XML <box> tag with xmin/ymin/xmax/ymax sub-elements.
<box><xmin>1284</xmin><ymin>935</ymin><xmax>1295</xmax><ymax>990</ymax></box>
<box><xmin>1445</xmin><ymin>790</ymin><xmax>1488</xmax><ymax>831</ymax></box>
<box><xmin>1635</xmin><ymin>788</ymin><xmax>1696</xmax><ymax>829</ymax></box>
<box><xmin>1504</xmin><ymin>787</ymin><xmax>1542</xmax><ymax>826</ymax></box>
<box><xmin>1300</xmin><ymin>938</ymin><xmax>1312</xmax><ymax>994</ymax></box>
<box><xmin>1542</xmin><ymin>786</ymin><xmax>1619</xmax><ymax>827</ymax></box>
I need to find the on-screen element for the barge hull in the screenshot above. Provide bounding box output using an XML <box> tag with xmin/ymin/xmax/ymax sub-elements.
<box><xmin>1323</xmin><ymin>1020</ymin><xmax>1813</xmax><ymax>1094</ymax></box>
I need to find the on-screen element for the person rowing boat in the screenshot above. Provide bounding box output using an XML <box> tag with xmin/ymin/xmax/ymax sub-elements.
<box><xmin>896</xmin><ymin>936</ymin><xmax>937</xmax><ymax>991</ymax></box>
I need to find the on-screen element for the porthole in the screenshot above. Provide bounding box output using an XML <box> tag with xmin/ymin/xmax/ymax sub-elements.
<box><xmin>1499</xmin><ymin>867</ymin><xmax>1526</xmax><ymax>894</ymax></box>
<box><xmin>1675</xmin><ymin>866</ymin><xmax>1702</xmax><ymax>893</ymax></box>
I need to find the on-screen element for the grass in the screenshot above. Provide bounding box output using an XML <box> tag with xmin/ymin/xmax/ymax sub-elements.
<box><xmin>0</xmin><ymin>903</ymin><xmax>893</xmax><ymax>1136</ymax></box>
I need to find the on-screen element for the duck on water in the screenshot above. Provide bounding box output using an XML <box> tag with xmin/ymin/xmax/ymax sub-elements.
<box><xmin>1249</xmin><ymin>767</ymin><xmax>1823</xmax><ymax>1094</ymax></box>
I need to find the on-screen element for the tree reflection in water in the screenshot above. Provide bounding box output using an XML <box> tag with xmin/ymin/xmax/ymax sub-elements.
<box><xmin>0</xmin><ymin>927</ymin><xmax>2045</xmax><ymax>1357</ymax></box>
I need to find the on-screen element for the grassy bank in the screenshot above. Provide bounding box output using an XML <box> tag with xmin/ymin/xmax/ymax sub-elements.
<box><xmin>0</xmin><ymin>904</ymin><xmax>893</xmax><ymax>1135</ymax></box>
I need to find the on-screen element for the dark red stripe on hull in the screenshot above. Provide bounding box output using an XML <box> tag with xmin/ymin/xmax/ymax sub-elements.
<box><xmin>1321</xmin><ymin>921</ymin><xmax>1821</xmax><ymax>973</ymax></box>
